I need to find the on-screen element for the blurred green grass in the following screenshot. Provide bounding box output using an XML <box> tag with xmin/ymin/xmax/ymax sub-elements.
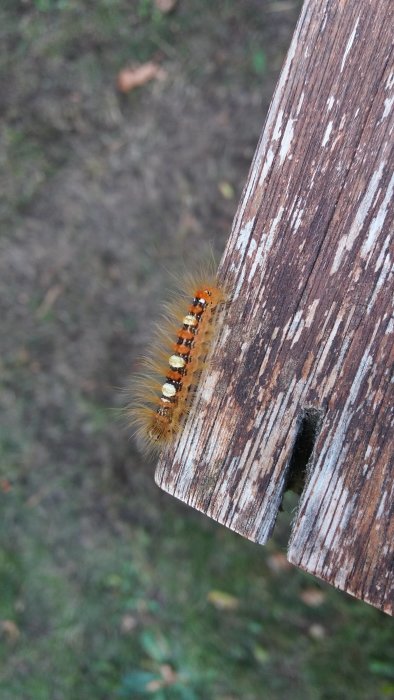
<box><xmin>1</xmin><ymin>479</ymin><xmax>393</xmax><ymax>700</ymax></box>
<box><xmin>0</xmin><ymin>1</ymin><xmax>393</xmax><ymax>699</ymax></box>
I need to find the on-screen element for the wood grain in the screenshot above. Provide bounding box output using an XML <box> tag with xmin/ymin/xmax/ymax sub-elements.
<box><xmin>155</xmin><ymin>0</ymin><xmax>394</xmax><ymax>614</ymax></box>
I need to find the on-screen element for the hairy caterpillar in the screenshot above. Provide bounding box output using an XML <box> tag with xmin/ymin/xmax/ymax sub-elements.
<box><xmin>127</xmin><ymin>270</ymin><xmax>226</xmax><ymax>454</ymax></box>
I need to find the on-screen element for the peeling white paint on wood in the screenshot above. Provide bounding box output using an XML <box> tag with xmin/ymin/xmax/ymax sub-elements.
<box><xmin>321</xmin><ymin>120</ymin><xmax>333</xmax><ymax>147</ymax></box>
<box><xmin>330</xmin><ymin>160</ymin><xmax>386</xmax><ymax>274</ymax></box>
<box><xmin>269</xmin><ymin>206</ymin><xmax>285</xmax><ymax>241</ymax></box>
<box><xmin>366</xmin><ymin>249</ymin><xmax>392</xmax><ymax>313</ymax></box>
<box><xmin>340</xmin><ymin>16</ymin><xmax>360</xmax><ymax>72</ymax></box>
<box><xmin>292</xmin><ymin>205</ymin><xmax>304</xmax><ymax>231</ymax></box>
<box><xmin>156</xmin><ymin>0</ymin><xmax>394</xmax><ymax>615</ymax></box>
<box><xmin>361</xmin><ymin>173</ymin><xmax>394</xmax><ymax>261</ymax></box>
<box><xmin>297</xmin><ymin>91</ymin><xmax>305</xmax><ymax>115</ymax></box>
<box><xmin>385</xmin><ymin>71</ymin><xmax>394</xmax><ymax>90</ymax></box>
<box><xmin>273</xmin><ymin>109</ymin><xmax>284</xmax><ymax>141</ymax></box>
<box><xmin>200</xmin><ymin>370</ymin><xmax>220</xmax><ymax>403</ymax></box>
<box><xmin>381</xmin><ymin>96</ymin><xmax>393</xmax><ymax>121</ymax></box>
<box><xmin>376</xmin><ymin>492</ymin><xmax>387</xmax><ymax>520</ymax></box>
<box><xmin>279</xmin><ymin>118</ymin><xmax>296</xmax><ymax>163</ymax></box>
<box><xmin>234</xmin><ymin>218</ymin><xmax>255</xmax><ymax>257</ymax></box>
<box><xmin>259</xmin><ymin>147</ymin><xmax>275</xmax><ymax>185</ymax></box>
<box><xmin>287</xmin><ymin>309</ymin><xmax>303</xmax><ymax>340</ymax></box>
<box><xmin>290</xmin><ymin>298</ymin><xmax>320</xmax><ymax>347</ymax></box>
<box><xmin>326</xmin><ymin>94</ymin><xmax>335</xmax><ymax>112</ymax></box>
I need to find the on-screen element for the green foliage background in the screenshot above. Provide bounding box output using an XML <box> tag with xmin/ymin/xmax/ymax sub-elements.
<box><xmin>0</xmin><ymin>2</ymin><xmax>393</xmax><ymax>699</ymax></box>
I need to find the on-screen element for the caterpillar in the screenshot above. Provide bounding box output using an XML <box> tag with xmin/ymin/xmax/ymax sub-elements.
<box><xmin>127</xmin><ymin>270</ymin><xmax>226</xmax><ymax>454</ymax></box>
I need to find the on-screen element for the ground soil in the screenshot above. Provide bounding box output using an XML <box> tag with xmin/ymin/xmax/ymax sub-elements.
<box><xmin>0</xmin><ymin>1</ymin><xmax>300</xmax><ymax>525</ymax></box>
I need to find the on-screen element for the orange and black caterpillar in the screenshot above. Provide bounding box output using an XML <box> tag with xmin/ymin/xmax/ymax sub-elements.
<box><xmin>127</xmin><ymin>271</ymin><xmax>226</xmax><ymax>454</ymax></box>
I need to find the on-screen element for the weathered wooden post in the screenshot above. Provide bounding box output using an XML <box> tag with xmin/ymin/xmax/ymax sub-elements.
<box><xmin>155</xmin><ymin>0</ymin><xmax>394</xmax><ymax>614</ymax></box>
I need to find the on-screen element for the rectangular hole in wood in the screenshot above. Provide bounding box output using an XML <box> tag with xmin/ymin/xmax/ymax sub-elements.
<box><xmin>284</xmin><ymin>407</ymin><xmax>323</xmax><ymax>497</ymax></box>
<box><xmin>272</xmin><ymin>407</ymin><xmax>324</xmax><ymax>544</ymax></box>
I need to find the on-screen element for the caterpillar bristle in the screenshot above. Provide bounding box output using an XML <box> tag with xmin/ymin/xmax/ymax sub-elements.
<box><xmin>126</xmin><ymin>266</ymin><xmax>228</xmax><ymax>455</ymax></box>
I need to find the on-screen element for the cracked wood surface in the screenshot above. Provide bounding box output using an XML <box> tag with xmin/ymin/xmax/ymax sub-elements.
<box><xmin>155</xmin><ymin>0</ymin><xmax>394</xmax><ymax>614</ymax></box>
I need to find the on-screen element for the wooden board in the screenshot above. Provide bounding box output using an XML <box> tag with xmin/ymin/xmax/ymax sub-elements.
<box><xmin>155</xmin><ymin>0</ymin><xmax>394</xmax><ymax>614</ymax></box>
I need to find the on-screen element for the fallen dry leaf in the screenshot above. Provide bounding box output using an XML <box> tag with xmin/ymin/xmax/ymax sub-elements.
<box><xmin>159</xmin><ymin>664</ymin><xmax>178</xmax><ymax>684</ymax></box>
<box><xmin>1</xmin><ymin>620</ymin><xmax>20</xmax><ymax>642</ymax></box>
<box><xmin>0</xmin><ymin>479</ymin><xmax>11</xmax><ymax>493</ymax></box>
<box><xmin>218</xmin><ymin>181</ymin><xmax>235</xmax><ymax>200</ymax></box>
<box><xmin>207</xmin><ymin>589</ymin><xmax>239</xmax><ymax>611</ymax></box>
<box><xmin>266</xmin><ymin>552</ymin><xmax>293</xmax><ymax>573</ymax></box>
<box><xmin>36</xmin><ymin>284</ymin><xmax>63</xmax><ymax>319</ymax></box>
<box><xmin>308</xmin><ymin>623</ymin><xmax>326</xmax><ymax>639</ymax></box>
<box><xmin>117</xmin><ymin>62</ymin><xmax>166</xmax><ymax>93</ymax></box>
<box><xmin>155</xmin><ymin>0</ymin><xmax>178</xmax><ymax>12</ymax></box>
<box><xmin>146</xmin><ymin>679</ymin><xmax>163</xmax><ymax>693</ymax></box>
<box><xmin>300</xmin><ymin>587</ymin><xmax>326</xmax><ymax>607</ymax></box>
<box><xmin>120</xmin><ymin>614</ymin><xmax>137</xmax><ymax>633</ymax></box>
<box><xmin>253</xmin><ymin>644</ymin><xmax>270</xmax><ymax>664</ymax></box>
<box><xmin>145</xmin><ymin>665</ymin><xmax>178</xmax><ymax>692</ymax></box>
